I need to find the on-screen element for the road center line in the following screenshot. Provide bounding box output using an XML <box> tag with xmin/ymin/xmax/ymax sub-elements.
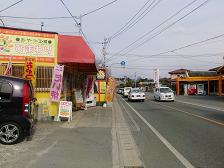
<box><xmin>175</xmin><ymin>100</ymin><xmax>224</xmax><ymax>112</ymax></box>
<box><xmin>120</xmin><ymin>97</ymin><xmax>195</xmax><ymax>168</ymax></box>
<box><xmin>154</xmin><ymin>102</ymin><xmax>224</xmax><ymax>126</ymax></box>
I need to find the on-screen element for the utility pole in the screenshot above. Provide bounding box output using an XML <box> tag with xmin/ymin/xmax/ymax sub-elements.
<box><xmin>0</xmin><ymin>18</ymin><xmax>5</xmax><ymax>27</ymax></box>
<box><xmin>41</xmin><ymin>22</ymin><xmax>44</xmax><ymax>31</ymax></box>
<box><xmin>77</xmin><ymin>15</ymin><xmax>82</xmax><ymax>35</ymax></box>
<box><xmin>134</xmin><ymin>72</ymin><xmax>137</xmax><ymax>88</ymax></box>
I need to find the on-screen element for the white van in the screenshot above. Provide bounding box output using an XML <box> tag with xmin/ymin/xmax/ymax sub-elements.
<box><xmin>123</xmin><ymin>87</ymin><xmax>132</xmax><ymax>97</ymax></box>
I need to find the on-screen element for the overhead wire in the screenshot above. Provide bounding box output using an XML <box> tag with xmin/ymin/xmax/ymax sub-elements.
<box><xmin>0</xmin><ymin>0</ymin><xmax>24</xmax><ymax>13</ymax></box>
<box><xmin>107</xmin><ymin>0</ymin><xmax>199</xmax><ymax>61</ymax></box>
<box><xmin>107</xmin><ymin>52</ymin><xmax>224</xmax><ymax>58</ymax></box>
<box><xmin>109</xmin><ymin>0</ymin><xmax>162</xmax><ymax>40</ymax></box>
<box><xmin>122</xmin><ymin>0</ymin><xmax>210</xmax><ymax>55</ymax></box>
<box><xmin>0</xmin><ymin>0</ymin><xmax>119</xmax><ymax>19</ymax></box>
<box><xmin>82</xmin><ymin>0</ymin><xmax>119</xmax><ymax>17</ymax></box>
<box><xmin>106</xmin><ymin>0</ymin><xmax>207</xmax><ymax>61</ymax></box>
<box><xmin>128</xmin><ymin>32</ymin><xmax>224</xmax><ymax>62</ymax></box>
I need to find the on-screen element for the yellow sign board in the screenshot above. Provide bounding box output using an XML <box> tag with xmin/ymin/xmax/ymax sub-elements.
<box><xmin>0</xmin><ymin>28</ymin><xmax>57</xmax><ymax>63</ymax></box>
<box><xmin>105</xmin><ymin>77</ymin><xmax>116</xmax><ymax>102</ymax></box>
<box><xmin>23</xmin><ymin>57</ymin><xmax>36</xmax><ymax>87</ymax></box>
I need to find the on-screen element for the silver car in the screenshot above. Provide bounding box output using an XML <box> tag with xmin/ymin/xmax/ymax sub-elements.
<box><xmin>154</xmin><ymin>87</ymin><xmax>175</xmax><ymax>102</ymax></box>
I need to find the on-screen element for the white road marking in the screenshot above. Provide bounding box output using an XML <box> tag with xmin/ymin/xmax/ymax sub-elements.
<box><xmin>120</xmin><ymin>97</ymin><xmax>195</xmax><ymax>168</ymax></box>
<box><xmin>156</xmin><ymin>102</ymin><xmax>224</xmax><ymax>126</ymax></box>
<box><xmin>175</xmin><ymin>100</ymin><xmax>224</xmax><ymax>112</ymax></box>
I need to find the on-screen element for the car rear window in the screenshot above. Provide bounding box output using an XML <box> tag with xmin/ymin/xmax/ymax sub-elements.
<box><xmin>0</xmin><ymin>82</ymin><xmax>13</xmax><ymax>101</ymax></box>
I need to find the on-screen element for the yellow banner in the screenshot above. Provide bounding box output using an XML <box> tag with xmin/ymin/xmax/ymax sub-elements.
<box><xmin>0</xmin><ymin>28</ymin><xmax>57</xmax><ymax>63</ymax></box>
<box><xmin>105</xmin><ymin>77</ymin><xmax>116</xmax><ymax>102</ymax></box>
<box><xmin>99</xmin><ymin>81</ymin><xmax>106</xmax><ymax>93</ymax></box>
<box><xmin>23</xmin><ymin>57</ymin><xmax>36</xmax><ymax>87</ymax></box>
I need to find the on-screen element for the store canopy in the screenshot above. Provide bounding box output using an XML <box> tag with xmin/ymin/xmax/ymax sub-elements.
<box><xmin>58</xmin><ymin>35</ymin><xmax>97</xmax><ymax>72</ymax></box>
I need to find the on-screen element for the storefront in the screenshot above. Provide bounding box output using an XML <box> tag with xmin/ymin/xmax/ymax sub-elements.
<box><xmin>0</xmin><ymin>27</ymin><xmax>58</xmax><ymax>120</ymax></box>
<box><xmin>58</xmin><ymin>35</ymin><xmax>97</xmax><ymax>110</ymax></box>
<box><xmin>176</xmin><ymin>76</ymin><xmax>224</xmax><ymax>96</ymax></box>
<box><xmin>0</xmin><ymin>27</ymin><xmax>97</xmax><ymax>121</ymax></box>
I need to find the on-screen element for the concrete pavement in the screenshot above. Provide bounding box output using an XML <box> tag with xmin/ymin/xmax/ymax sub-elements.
<box><xmin>0</xmin><ymin>99</ymin><xmax>143</xmax><ymax>168</ymax></box>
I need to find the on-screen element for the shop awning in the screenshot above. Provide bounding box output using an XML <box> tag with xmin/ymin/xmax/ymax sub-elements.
<box><xmin>58</xmin><ymin>35</ymin><xmax>97</xmax><ymax>72</ymax></box>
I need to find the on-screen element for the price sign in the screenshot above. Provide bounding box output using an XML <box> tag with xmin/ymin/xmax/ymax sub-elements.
<box><xmin>57</xmin><ymin>101</ymin><xmax>72</xmax><ymax>122</ymax></box>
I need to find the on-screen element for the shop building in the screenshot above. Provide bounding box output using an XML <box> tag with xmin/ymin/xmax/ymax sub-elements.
<box><xmin>0</xmin><ymin>27</ymin><xmax>97</xmax><ymax>121</ymax></box>
<box><xmin>57</xmin><ymin>35</ymin><xmax>97</xmax><ymax>110</ymax></box>
<box><xmin>0</xmin><ymin>27</ymin><xmax>58</xmax><ymax>120</ymax></box>
<box><xmin>174</xmin><ymin>66</ymin><xmax>224</xmax><ymax>96</ymax></box>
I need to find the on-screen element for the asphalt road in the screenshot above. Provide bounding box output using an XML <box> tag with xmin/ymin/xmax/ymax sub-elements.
<box><xmin>117</xmin><ymin>94</ymin><xmax>224</xmax><ymax>168</ymax></box>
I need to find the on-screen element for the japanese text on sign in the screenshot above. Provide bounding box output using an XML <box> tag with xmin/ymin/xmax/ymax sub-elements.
<box><xmin>23</xmin><ymin>57</ymin><xmax>36</xmax><ymax>87</ymax></box>
<box><xmin>50</xmin><ymin>65</ymin><xmax>64</xmax><ymax>102</ymax></box>
<box><xmin>58</xmin><ymin>101</ymin><xmax>72</xmax><ymax>122</ymax></box>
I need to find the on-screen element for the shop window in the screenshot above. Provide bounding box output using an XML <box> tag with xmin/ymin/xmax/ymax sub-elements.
<box><xmin>36</xmin><ymin>66</ymin><xmax>53</xmax><ymax>91</ymax></box>
<box><xmin>12</xmin><ymin>65</ymin><xmax>24</xmax><ymax>77</ymax></box>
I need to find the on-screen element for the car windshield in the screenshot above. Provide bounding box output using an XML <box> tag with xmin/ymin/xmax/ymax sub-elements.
<box><xmin>131</xmin><ymin>88</ymin><xmax>142</xmax><ymax>93</ymax></box>
<box><xmin>160</xmin><ymin>88</ymin><xmax>173</xmax><ymax>93</ymax></box>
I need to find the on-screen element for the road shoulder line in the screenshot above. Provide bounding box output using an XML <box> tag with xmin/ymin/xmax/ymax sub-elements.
<box><xmin>176</xmin><ymin>100</ymin><xmax>224</xmax><ymax>112</ymax></box>
<box><xmin>112</xmin><ymin>96</ymin><xmax>144</xmax><ymax>168</ymax></box>
<box><xmin>121</xmin><ymin>97</ymin><xmax>195</xmax><ymax>168</ymax></box>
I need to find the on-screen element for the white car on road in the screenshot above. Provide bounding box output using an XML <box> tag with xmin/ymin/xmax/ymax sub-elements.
<box><xmin>123</xmin><ymin>87</ymin><xmax>132</xmax><ymax>97</ymax></box>
<box><xmin>128</xmin><ymin>88</ymin><xmax>145</xmax><ymax>102</ymax></box>
<box><xmin>154</xmin><ymin>87</ymin><xmax>175</xmax><ymax>102</ymax></box>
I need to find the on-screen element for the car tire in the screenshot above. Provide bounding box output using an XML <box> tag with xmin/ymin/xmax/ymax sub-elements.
<box><xmin>142</xmin><ymin>99</ymin><xmax>145</xmax><ymax>102</ymax></box>
<box><xmin>158</xmin><ymin>97</ymin><xmax>161</xmax><ymax>101</ymax></box>
<box><xmin>0</xmin><ymin>122</ymin><xmax>23</xmax><ymax>145</ymax></box>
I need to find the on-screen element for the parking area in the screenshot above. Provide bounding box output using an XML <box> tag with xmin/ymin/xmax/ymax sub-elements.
<box><xmin>0</xmin><ymin>122</ymin><xmax>59</xmax><ymax>167</ymax></box>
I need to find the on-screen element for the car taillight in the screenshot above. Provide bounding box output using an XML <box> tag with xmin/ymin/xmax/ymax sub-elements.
<box><xmin>22</xmin><ymin>83</ymin><xmax>30</xmax><ymax>118</ymax></box>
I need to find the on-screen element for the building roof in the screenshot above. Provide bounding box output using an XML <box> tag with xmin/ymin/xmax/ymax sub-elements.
<box><xmin>58</xmin><ymin>35</ymin><xmax>95</xmax><ymax>64</ymax></box>
<box><xmin>0</xmin><ymin>26</ymin><xmax>57</xmax><ymax>34</ymax></box>
<box><xmin>168</xmin><ymin>69</ymin><xmax>190</xmax><ymax>74</ymax></box>
<box><xmin>209</xmin><ymin>65</ymin><xmax>224</xmax><ymax>73</ymax></box>
<box><xmin>188</xmin><ymin>71</ymin><xmax>217</xmax><ymax>77</ymax></box>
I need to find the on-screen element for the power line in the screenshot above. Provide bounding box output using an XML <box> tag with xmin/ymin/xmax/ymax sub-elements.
<box><xmin>107</xmin><ymin>52</ymin><xmax>224</xmax><ymax>58</ymax></box>
<box><xmin>59</xmin><ymin>0</ymin><xmax>99</xmax><ymax>60</ymax></box>
<box><xmin>109</xmin><ymin>0</ymin><xmax>161</xmax><ymax>40</ymax></box>
<box><xmin>107</xmin><ymin>0</ymin><xmax>200</xmax><ymax>61</ymax></box>
<box><xmin>59</xmin><ymin>0</ymin><xmax>89</xmax><ymax>41</ymax></box>
<box><xmin>123</xmin><ymin>0</ymin><xmax>210</xmax><ymax>55</ymax></box>
<box><xmin>0</xmin><ymin>0</ymin><xmax>24</xmax><ymax>13</ymax></box>
<box><xmin>82</xmin><ymin>0</ymin><xmax>119</xmax><ymax>17</ymax></box>
<box><xmin>0</xmin><ymin>15</ymin><xmax>73</xmax><ymax>20</ymax></box>
<box><xmin>129</xmin><ymin>33</ymin><xmax>224</xmax><ymax>62</ymax></box>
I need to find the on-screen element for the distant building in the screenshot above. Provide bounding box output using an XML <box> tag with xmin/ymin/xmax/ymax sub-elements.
<box><xmin>172</xmin><ymin>66</ymin><xmax>224</xmax><ymax>96</ymax></box>
<box><xmin>168</xmin><ymin>69</ymin><xmax>190</xmax><ymax>80</ymax></box>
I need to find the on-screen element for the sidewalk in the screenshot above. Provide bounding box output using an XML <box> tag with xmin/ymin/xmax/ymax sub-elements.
<box><xmin>1</xmin><ymin>97</ymin><xmax>143</xmax><ymax>168</ymax></box>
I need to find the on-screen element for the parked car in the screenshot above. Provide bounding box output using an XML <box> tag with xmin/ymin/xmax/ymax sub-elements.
<box><xmin>154</xmin><ymin>86</ymin><xmax>175</xmax><ymax>102</ymax></box>
<box><xmin>0</xmin><ymin>76</ymin><xmax>34</xmax><ymax>145</ymax></box>
<box><xmin>128</xmin><ymin>88</ymin><xmax>145</xmax><ymax>102</ymax></box>
<box><xmin>123</xmin><ymin>87</ymin><xmax>132</xmax><ymax>97</ymax></box>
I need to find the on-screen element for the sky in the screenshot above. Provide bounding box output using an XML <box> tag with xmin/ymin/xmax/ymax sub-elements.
<box><xmin>0</xmin><ymin>0</ymin><xmax>223</xmax><ymax>79</ymax></box>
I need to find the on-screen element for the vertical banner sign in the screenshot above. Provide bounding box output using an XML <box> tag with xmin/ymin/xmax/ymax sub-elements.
<box><xmin>153</xmin><ymin>69</ymin><xmax>160</xmax><ymax>87</ymax></box>
<box><xmin>58</xmin><ymin>101</ymin><xmax>72</xmax><ymax>122</ymax></box>
<box><xmin>105</xmin><ymin>77</ymin><xmax>116</xmax><ymax>102</ymax></box>
<box><xmin>50</xmin><ymin>65</ymin><xmax>64</xmax><ymax>102</ymax></box>
<box><xmin>23</xmin><ymin>57</ymin><xmax>36</xmax><ymax>87</ymax></box>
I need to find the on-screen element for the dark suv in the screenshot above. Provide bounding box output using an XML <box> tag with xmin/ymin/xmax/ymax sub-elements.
<box><xmin>0</xmin><ymin>76</ymin><xmax>34</xmax><ymax>145</ymax></box>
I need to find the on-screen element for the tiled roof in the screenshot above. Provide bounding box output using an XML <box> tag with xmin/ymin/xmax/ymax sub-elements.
<box><xmin>168</xmin><ymin>69</ymin><xmax>190</xmax><ymax>74</ymax></box>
